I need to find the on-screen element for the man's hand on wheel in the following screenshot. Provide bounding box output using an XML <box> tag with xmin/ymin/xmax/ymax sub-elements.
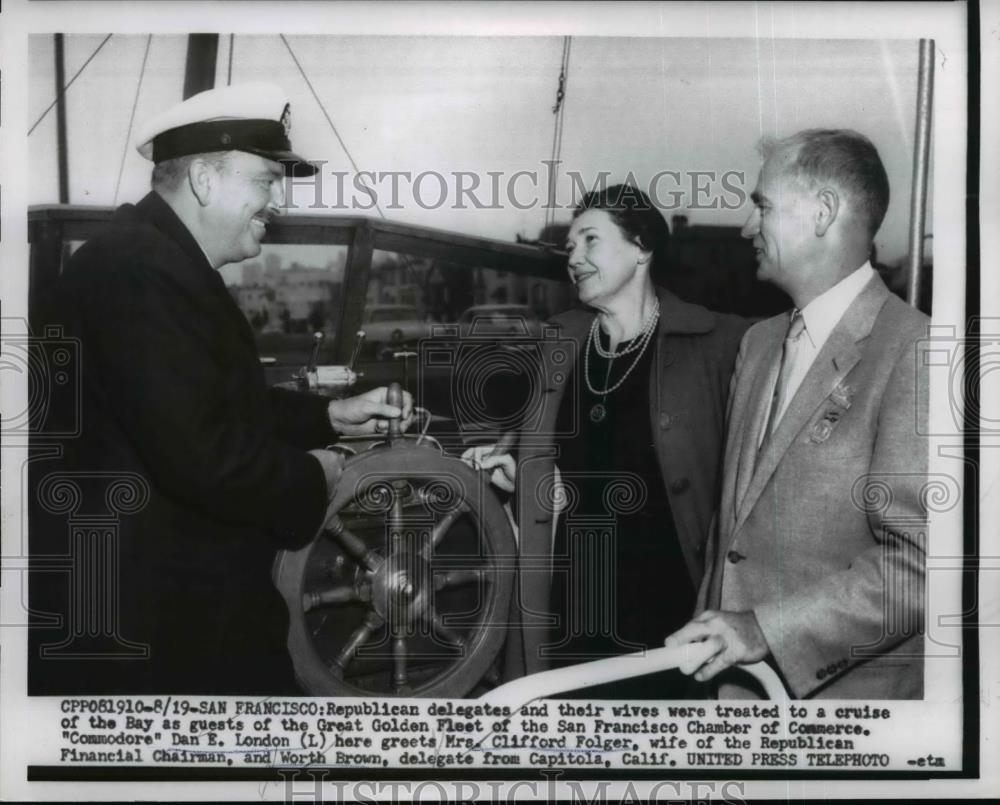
<box><xmin>664</xmin><ymin>610</ymin><xmax>770</xmax><ymax>682</ymax></box>
<box><xmin>328</xmin><ymin>386</ymin><xmax>414</xmax><ymax>437</ymax></box>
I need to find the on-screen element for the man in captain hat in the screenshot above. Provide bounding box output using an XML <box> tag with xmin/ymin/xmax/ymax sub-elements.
<box><xmin>38</xmin><ymin>83</ymin><xmax>412</xmax><ymax>694</ymax></box>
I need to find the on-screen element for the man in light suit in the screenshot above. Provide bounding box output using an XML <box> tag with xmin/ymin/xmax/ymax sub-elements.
<box><xmin>667</xmin><ymin>129</ymin><xmax>929</xmax><ymax>699</ymax></box>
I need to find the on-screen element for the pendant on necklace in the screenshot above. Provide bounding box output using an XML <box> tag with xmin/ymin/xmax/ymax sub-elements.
<box><xmin>590</xmin><ymin>402</ymin><xmax>607</xmax><ymax>423</ymax></box>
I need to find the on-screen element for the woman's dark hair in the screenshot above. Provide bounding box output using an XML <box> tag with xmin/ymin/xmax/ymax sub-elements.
<box><xmin>573</xmin><ymin>183</ymin><xmax>671</xmax><ymax>278</ymax></box>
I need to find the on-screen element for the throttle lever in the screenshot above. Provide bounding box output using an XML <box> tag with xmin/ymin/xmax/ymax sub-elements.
<box><xmin>386</xmin><ymin>382</ymin><xmax>404</xmax><ymax>445</ymax></box>
<box><xmin>307</xmin><ymin>331</ymin><xmax>324</xmax><ymax>374</ymax></box>
<box><xmin>347</xmin><ymin>330</ymin><xmax>366</xmax><ymax>373</ymax></box>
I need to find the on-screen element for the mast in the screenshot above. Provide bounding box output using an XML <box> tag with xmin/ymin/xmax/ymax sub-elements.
<box><xmin>54</xmin><ymin>34</ymin><xmax>70</xmax><ymax>204</ymax></box>
<box><xmin>182</xmin><ymin>34</ymin><xmax>219</xmax><ymax>99</ymax></box>
<box><xmin>906</xmin><ymin>39</ymin><xmax>934</xmax><ymax>309</ymax></box>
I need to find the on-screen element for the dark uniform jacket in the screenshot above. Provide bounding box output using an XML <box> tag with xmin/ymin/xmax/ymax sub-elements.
<box><xmin>32</xmin><ymin>192</ymin><xmax>334</xmax><ymax>694</ymax></box>
<box><xmin>503</xmin><ymin>288</ymin><xmax>748</xmax><ymax>680</ymax></box>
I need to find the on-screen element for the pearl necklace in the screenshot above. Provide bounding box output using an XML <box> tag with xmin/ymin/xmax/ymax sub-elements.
<box><xmin>590</xmin><ymin>298</ymin><xmax>660</xmax><ymax>359</ymax></box>
<box><xmin>584</xmin><ymin>299</ymin><xmax>660</xmax><ymax>405</ymax></box>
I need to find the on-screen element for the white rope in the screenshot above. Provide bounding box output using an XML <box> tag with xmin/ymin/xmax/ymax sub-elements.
<box><xmin>478</xmin><ymin>643</ymin><xmax>787</xmax><ymax>709</ymax></box>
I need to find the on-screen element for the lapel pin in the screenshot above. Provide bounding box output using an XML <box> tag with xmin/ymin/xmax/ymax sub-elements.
<box><xmin>831</xmin><ymin>382</ymin><xmax>853</xmax><ymax>409</ymax></box>
<box><xmin>809</xmin><ymin>410</ymin><xmax>842</xmax><ymax>443</ymax></box>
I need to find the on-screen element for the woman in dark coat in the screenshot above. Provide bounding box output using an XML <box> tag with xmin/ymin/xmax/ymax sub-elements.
<box><xmin>468</xmin><ymin>185</ymin><xmax>748</xmax><ymax>698</ymax></box>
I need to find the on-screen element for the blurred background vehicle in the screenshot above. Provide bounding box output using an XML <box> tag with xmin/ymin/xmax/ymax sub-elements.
<box><xmin>457</xmin><ymin>303</ymin><xmax>544</xmax><ymax>339</ymax></box>
<box><xmin>362</xmin><ymin>304</ymin><xmax>435</xmax><ymax>361</ymax></box>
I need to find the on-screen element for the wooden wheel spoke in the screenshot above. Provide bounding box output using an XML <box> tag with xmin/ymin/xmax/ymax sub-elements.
<box><xmin>332</xmin><ymin>611</ymin><xmax>383</xmax><ymax>671</ymax></box>
<box><xmin>392</xmin><ymin>635</ymin><xmax>408</xmax><ymax>689</ymax></box>
<box><xmin>434</xmin><ymin>568</ymin><xmax>486</xmax><ymax>591</ymax></box>
<box><xmin>326</xmin><ymin>515</ymin><xmax>378</xmax><ymax>571</ymax></box>
<box><xmin>426</xmin><ymin>611</ymin><xmax>465</xmax><ymax>649</ymax></box>
<box><xmin>386</xmin><ymin>483</ymin><xmax>404</xmax><ymax>520</ymax></box>
<box><xmin>303</xmin><ymin>584</ymin><xmax>361</xmax><ymax>612</ymax></box>
<box><xmin>428</xmin><ymin>504</ymin><xmax>468</xmax><ymax>552</ymax></box>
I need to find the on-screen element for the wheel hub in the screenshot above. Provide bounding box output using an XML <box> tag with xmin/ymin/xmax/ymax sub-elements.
<box><xmin>369</xmin><ymin>550</ymin><xmax>431</xmax><ymax>626</ymax></box>
<box><xmin>273</xmin><ymin>437</ymin><xmax>517</xmax><ymax>697</ymax></box>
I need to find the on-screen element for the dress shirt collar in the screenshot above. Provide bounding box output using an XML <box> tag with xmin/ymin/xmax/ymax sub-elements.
<box><xmin>797</xmin><ymin>262</ymin><xmax>876</xmax><ymax>350</ymax></box>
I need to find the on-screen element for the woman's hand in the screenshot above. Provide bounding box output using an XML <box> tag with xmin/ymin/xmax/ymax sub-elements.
<box><xmin>461</xmin><ymin>444</ymin><xmax>516</xmax><ymax>493</ymax></box>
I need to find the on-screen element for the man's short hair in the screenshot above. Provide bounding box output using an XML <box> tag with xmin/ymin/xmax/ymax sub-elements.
<box><xmin>764</xmin><ymin>129</ymin><xmax>890</xmax><ymax>237</ymax></box>
<box><xmin>151</xmin><ymin>152</ymin><xmax>230</xmax><ymax>192</ymax></box>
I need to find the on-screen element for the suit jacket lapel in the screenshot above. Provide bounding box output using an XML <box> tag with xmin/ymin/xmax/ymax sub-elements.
<box><xmin>723</xmin><ymin>315</ymin><xmax>785</xmax><ymax>522</ymax></box>
<box><xmin>733</xmin><ymin>333</ymin><xmax>782</xmax><ymax>518</ymax></box>
<box><xmin>734</xmin><ymin>275</ymin><xmax>890</xmax><ymax>529</ymax></box>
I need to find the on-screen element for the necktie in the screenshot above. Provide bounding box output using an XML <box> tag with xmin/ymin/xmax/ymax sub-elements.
<box><xmin>760</xmin><ymin>310</ymin><xmax>806</xmax><ymax>449</ymax></box>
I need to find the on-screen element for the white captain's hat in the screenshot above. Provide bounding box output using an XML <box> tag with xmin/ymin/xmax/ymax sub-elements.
<box><xmin>135</xmin><ymin>82</ymin><xmax>317</xmax><ymax>176</ymax></box>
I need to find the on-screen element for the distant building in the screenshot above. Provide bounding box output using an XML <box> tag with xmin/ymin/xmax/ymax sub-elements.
<box><xmin>367</xmin><ymin>253</ymin><xmax>429</xmax><ymax>310</ymax></box>
<box><xmin>469</xmin><ymin>267</ymin><xmax>575</xmax><ymax>321</ymax></box>
<box><xmin>366</xmin><ymin>250</ymin><xmax>574</xmax><ymax>323</ymax></box>
<box><xmin>229</xmin><ymin>257</ymin><xmax>342</xmax><ymax>334</ymax></box>
<box><xmin>665</xmin><ymin>216</ymin><xmax>789</xmax><ymax>318</ymax></box>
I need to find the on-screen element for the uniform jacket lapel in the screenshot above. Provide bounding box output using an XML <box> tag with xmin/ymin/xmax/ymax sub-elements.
<box><xmin>135</xmin><ymin>192</ymin><xmax>260</xmax><ymax>351</ymax></box>
<box><xmin>136</xmin><ymin>192</ymin><xmax>214</xmax><ymax>274</ymax></box>
<box><xmin>734</xmin><ymin>275</ymin><xmax>890</xmax><ymax>528</ymax></box>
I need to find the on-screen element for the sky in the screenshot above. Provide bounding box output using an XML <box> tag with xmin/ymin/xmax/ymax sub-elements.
<box><xmin>29</xmin><ymin>33</ymin><xmax>929</xmax><ymax>263</ymax></box>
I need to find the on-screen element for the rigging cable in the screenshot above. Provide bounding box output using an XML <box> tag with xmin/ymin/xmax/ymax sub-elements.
<box><xmin>29</xmin><ymin>34</ymin><xmax>113</xmax><ymax>136</ymax></box>
<box><xmin>227</xmin><ymin>34</ymin><xmax>235</xmax><ymax>86</ymax></box>
<box><xmin>279</xmin><ymin>34</ymin><xmax>385</xmax><ymax>219</ymax></box>
<box><xmin>113</xmin><ymin>34</ymin><xmax>153</xmax><ymax>205</ymax></box>
<box><xmin>544</xmin><ymin>36</ymin><xmax>572</xmax><ymax>234</ymax></box>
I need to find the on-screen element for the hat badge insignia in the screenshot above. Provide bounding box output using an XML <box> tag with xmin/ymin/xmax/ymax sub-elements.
<box><xmin>280</xmin><ymin>103</ymin><xmax>292</xmax><ymax>137</ymax></box>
